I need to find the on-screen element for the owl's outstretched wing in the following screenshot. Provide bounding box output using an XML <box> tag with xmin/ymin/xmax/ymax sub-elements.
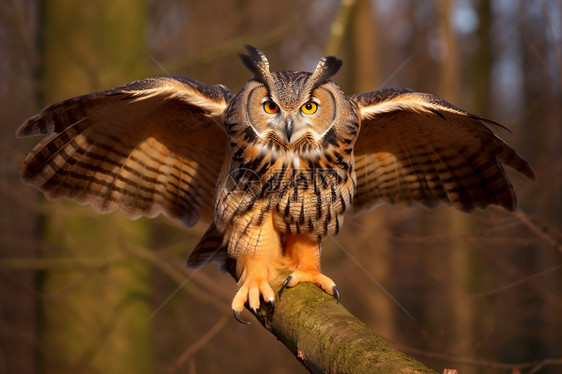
<box><xmin>17</xmin><ymin>76</ymin><xmax>232</xmax><ymax>227</ymax></box>
<box><xmin>349</xmin><ymin>88</ymin><xmax>534</xmax><ymax>215</ymax></box>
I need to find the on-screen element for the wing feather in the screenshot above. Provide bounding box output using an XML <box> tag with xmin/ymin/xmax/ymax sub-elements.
<box><xmin>17</xmin><ymin>76</ymin><xmax>232</xmax><ymax>226</ymax></box>
<box><xmin>350</xmin><ymin>89</ymin><xmax>534</xmax><ymax>215</ymax></box>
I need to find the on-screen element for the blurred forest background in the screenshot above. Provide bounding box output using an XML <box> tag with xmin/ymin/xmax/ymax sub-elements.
<box><xmin>1</xmin><ymin>0</ymin><xmax>561</xmax><ymax>373</ymax></box>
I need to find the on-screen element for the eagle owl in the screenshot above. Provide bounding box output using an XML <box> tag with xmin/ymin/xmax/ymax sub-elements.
<box><xmin>17</xmin><ymin>45</ymin><xmax>534</xmax><ymax>323</ymax></box>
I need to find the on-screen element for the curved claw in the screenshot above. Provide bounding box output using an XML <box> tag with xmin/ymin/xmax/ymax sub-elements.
<box><xmin>233</xmin><ymin>310</ymin><xmax>251</xmax><ymax>325</ymax></box>
<box><xmin>279</xmin><ymin>275</ymin><xmax>293</xmax><ymax>298</ymax></box>
<box><xmin>332</xmin><ymin>285</ymin><xmax>341</xmax><ymax>303</ymax></box>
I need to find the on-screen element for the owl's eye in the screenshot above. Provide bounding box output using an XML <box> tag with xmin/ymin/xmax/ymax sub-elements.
<box><xmin>263</xmin><ymin>101</ymin><xmax>279</xmax><ymax>114</ymax></box>
<box><xmin>301</xmin><ymin>101</ymin><xmax>318</xmax><ymax>115</ymax></box>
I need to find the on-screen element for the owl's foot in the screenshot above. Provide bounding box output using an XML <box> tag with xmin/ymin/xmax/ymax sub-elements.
<box><xmin>280</xmin><ymin>235</ymin><xmax>340</xmax><ymax>302</ymax></box>
<box><xmin>231</xmin><ymin>276</ymin><xmax>275</xmax><ymax>324</ymax></box>
<box><xmin>279</xmin><ymin>270</ymin><xmax>341</xmax><ymax>303</ymax></box>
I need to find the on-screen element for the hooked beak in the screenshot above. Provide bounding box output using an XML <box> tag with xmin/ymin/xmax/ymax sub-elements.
<box><xmin>285</xmin><ymin>119</ymin><xmax>294</xmax><ymax>142</ymax></box>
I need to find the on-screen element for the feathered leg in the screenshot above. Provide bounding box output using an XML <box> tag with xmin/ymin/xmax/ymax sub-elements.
<box><xmin>230</xmin><ymin>214</ymin><xmax>282</xmax><ymax>321</ymax></box>
<box><xmin>280</xmin><ymin>235</ymin><xmax>340</xmax><ymax>301</ymax></box>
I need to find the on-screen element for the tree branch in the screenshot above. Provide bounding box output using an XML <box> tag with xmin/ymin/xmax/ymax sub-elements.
<box><xmin>225</xmin><ymin>260</ymin><xmax>438</xmax><ymax>373</ymax></box>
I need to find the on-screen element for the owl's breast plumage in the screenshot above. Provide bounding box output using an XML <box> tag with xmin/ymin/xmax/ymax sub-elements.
<box><xmin>215</xmin><ymin>134</ymin><xmax>356</xmax><ymax>257</ymax></box>
<box><xmin>269</xmin><ymin>153</ymin><xmax>355</xmax><ymax>238</ymax></box>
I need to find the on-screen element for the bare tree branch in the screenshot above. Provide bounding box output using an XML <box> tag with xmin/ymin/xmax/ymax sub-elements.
<box><xmin>225</xmin><ymin>260</ymin><xmax>438</xmax><ymax>374</ymax></box>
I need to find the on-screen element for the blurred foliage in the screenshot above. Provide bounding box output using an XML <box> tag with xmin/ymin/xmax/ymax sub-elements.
<box><xmin>1</xmin><ymin>0</ymin><xmax>561</xmax><ymax>373</ymax></box>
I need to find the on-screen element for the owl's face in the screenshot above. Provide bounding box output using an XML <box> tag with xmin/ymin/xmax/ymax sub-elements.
<box><xmin>224</xmin><ymin>50</ymin><xmax>355</xmax><ymax>158</ymax></box>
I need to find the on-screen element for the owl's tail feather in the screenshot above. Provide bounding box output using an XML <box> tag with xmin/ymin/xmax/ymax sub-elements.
<box><xmin>185</xmin><ymin>223</ymin><xmax>228</xmax><ymax>271</ymax></box>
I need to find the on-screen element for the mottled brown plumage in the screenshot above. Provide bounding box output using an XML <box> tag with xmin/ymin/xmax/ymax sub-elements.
<box><xmin>17</xmin><ymin>45</ymin><xmax>534</xmax><ymax>321</ymax></box>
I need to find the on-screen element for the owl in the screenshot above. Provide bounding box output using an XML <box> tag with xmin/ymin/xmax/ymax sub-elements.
<box><xmin>17</xmin><ymin>45</ymin><xmax>534</xmax><ymax>323</ymax></box>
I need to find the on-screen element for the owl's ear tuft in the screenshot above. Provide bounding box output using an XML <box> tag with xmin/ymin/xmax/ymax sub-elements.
<box><xmin>239</xmin><ymin>45</ymin><xmax>274</xmax><ymax>86</ymax></box>
<box><xmin>309</xmin><ymin>56</ymin><xmax>343</xmax><ymax>89</ymax></box>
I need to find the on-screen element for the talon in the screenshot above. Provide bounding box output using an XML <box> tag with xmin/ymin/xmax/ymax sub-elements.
<box><xmin>269</xmin><ymin>298</ymin><xmax>275</xmax><ymax>313</ymax></box>
<box><xmin>279</xmin><ymin>275</ymin><xmax>293</xmax><ymax>298</ymax></box>
<box><xmin>332</xmin><ymin>285</ymin><xmax>341</xmax><ymax>303</ymax></box>
<box><xmin>233</xmin><ymin>310</ymin><xmax>251</xmax><ymax>325</ymax></box>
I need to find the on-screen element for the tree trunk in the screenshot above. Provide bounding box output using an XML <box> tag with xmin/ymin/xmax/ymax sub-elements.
<box><xmin>346</xmin><ymin>0</ymin><xmax>396</xmax><ymax>341</ymax></box>
<box><xmin>39</xmin><ymin>1</ymin><xmax>152</xmax><ymax>373</ymax></box>
<box><xmin>436</xmin><ymin>0</ymin><xmax>475</xmax><ymax>368</ymax></box>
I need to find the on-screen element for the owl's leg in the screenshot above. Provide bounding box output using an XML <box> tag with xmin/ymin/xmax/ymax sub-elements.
<box><xmin>280</xmin><ymin>235</ymin><xmax>340</xmax><ymax>301</ymax></box>
<box><xmin>230</xmin><ymin>216</ymin><xmax>282</xmax><ymax>322</ymax></box>
<box><xmin>232</xmin><ymin>253</ymin><xmax>277</xmax><ymax>317</ymax></box>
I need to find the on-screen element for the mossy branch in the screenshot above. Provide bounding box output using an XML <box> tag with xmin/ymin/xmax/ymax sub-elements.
<box><xmin>225</xmin><ymin>260</ymin><xmax>438</xmax><ymax>374</ymax></box>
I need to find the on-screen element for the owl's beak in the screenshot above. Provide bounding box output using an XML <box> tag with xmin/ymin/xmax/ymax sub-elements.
<box><xmin>285</xmin><ymin>119</ymin><xmax>294</xmax><ymax>142</ymax></box>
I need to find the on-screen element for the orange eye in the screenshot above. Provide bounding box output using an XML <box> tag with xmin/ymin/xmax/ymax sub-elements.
<box><xmin>301</xmin><ymin>101</ymin><xmax>317</xmax><ymax>115</ymax></box>
<box><xmin>263</xmin><ymin>101</ymin><xmax>279</xmax><ymax>114</ymax></box>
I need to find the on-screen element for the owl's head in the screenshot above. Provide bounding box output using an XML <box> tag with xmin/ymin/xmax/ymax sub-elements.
<box><xmin>225</xmin><ymin>45</ymin><xmax>356</xmax><ymax>156</ymax></box>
